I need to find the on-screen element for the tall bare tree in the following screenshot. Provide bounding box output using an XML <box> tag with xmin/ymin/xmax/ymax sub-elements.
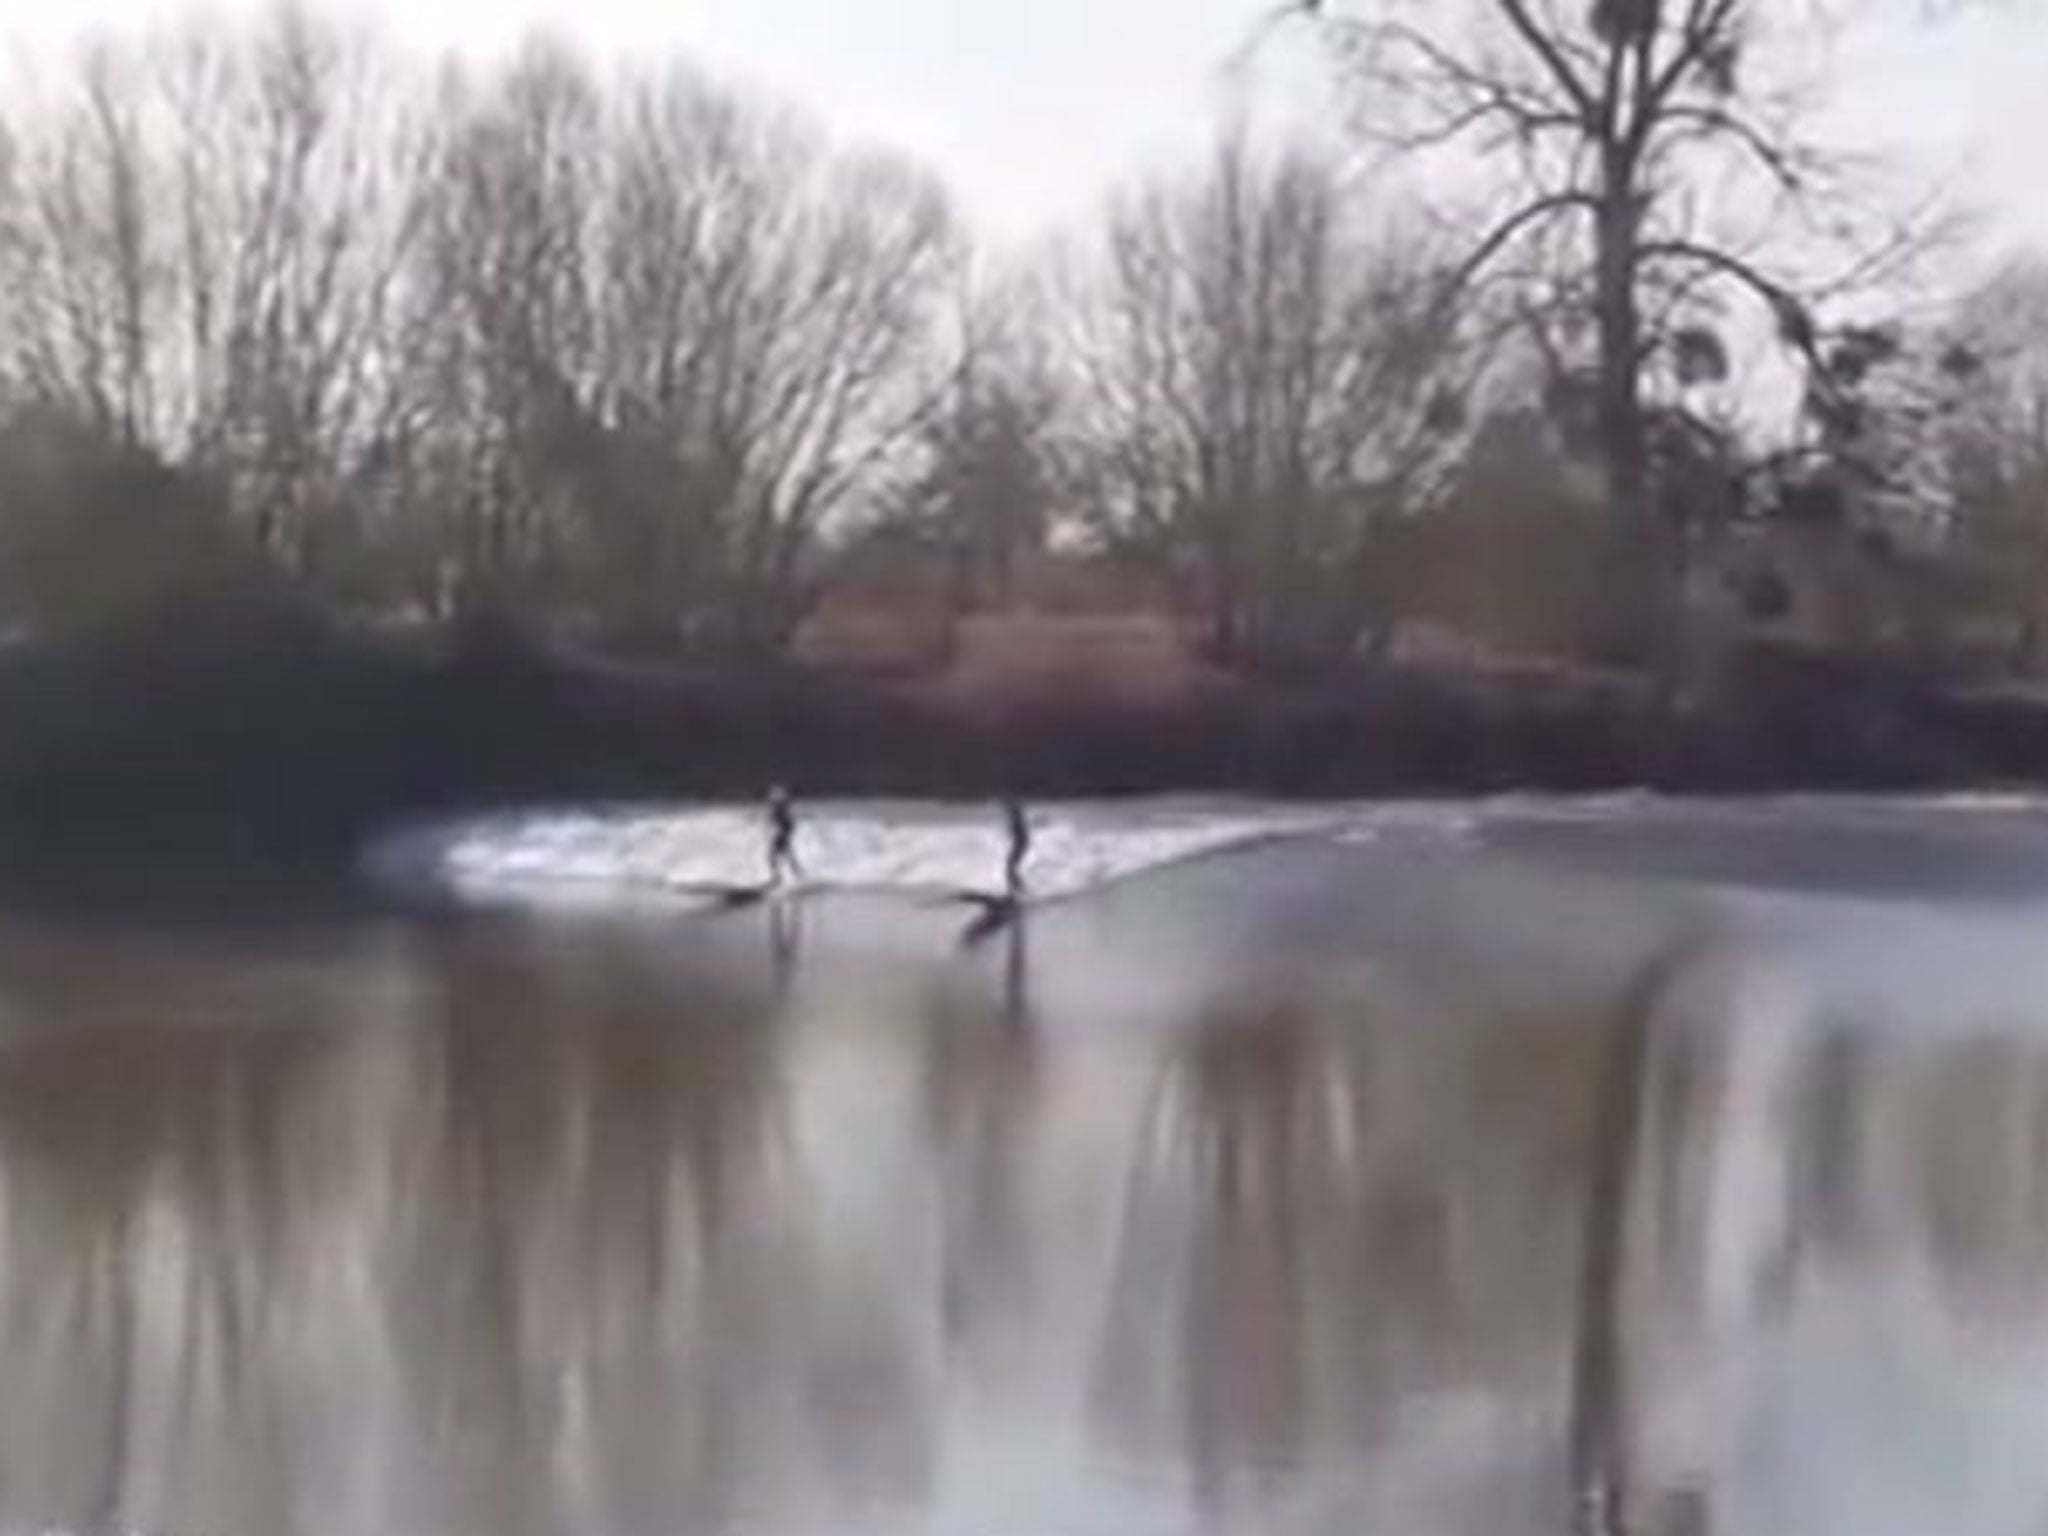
<box><xmin>175</xmin><ymin>12</ymin><xmax>430</xmax><ymax>582</ymax></box>
<box><xmin>0</xmin><ymin>42</ymin><xmax>169</xmax><ymax>448</ymax></box>
<box><xmin>1922</xmin><ymin>262</ymin><xmax>2048</xmax><ymax>663</ymax></box>
<box><xmin>1307</xmin><ymin>0</ymin><xmax>1969</xmax><ymax>681</ymax></box>
<box><xmin>406</xmin><ymin>39</ymin><xmax>604</xmax><ymax>618</ymax></box>
<box><xmin>593</xmin><ymin>65</ymin><xmax>958</xmax><ymax>654</ymax></box>
<box><xmin>891</xmin><ymin>274</ymin><xmax>1067</xmax><ymax>614</ymax></box>
<box><xmin>411</xmin><ymin>50</ymin><xmax>960</xmax><ymax>651</ymax></box>
<box><xmin>1071</xmin><ymin>130</ymin><xmax>1460</xmax><ymax>662</ymax></box>
<box><xmin>0</xmin><ymin>11</ymin><xmax>428</xmax><ymax>589</ymax></box>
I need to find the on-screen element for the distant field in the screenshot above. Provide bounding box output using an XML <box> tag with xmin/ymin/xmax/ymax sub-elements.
<box><xmin>798</xmin><ymin>608</ymin><xmax>1228</xmax><ymax>707</ymax></box>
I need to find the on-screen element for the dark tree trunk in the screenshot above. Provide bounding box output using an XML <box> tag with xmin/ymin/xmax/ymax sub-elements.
<box><xmin>1595</xmin><ymin>155</ymin><xmax>1686</xmax><ymax>718</ymax></box>
<box><xmin>1595</xmin><ymin>168</ymin><xmax>1650</xmax><ymax>578</ymax></box>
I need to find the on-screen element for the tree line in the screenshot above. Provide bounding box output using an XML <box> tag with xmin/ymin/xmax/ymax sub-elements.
<box><xmin>0</xmin><ymin>2</ymin><xmax>2040</xmax><ymax>675</ymax></box>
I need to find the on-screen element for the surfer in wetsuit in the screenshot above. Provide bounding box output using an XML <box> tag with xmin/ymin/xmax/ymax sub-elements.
<box><xmin>766</xmin><ymin>786</ymin><xmax>802</xmax><ymax>889</ymax></box>
<box><xmin>1003</xmin><ymin>797</ymin><xmax>1032</xmax><ymax>899</ymax></box>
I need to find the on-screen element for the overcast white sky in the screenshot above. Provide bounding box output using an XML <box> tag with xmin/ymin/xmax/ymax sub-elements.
<box><xmin>1</xmin><ymin>0</ymin><xmax>2044</xmax><ymax>256</ymax></box>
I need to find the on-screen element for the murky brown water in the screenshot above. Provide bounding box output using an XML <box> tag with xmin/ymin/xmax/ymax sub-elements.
<box><xmin>3</xmin><ymin>827</ymin><xmax>2048</xmax><ymax>1536</ymax></box>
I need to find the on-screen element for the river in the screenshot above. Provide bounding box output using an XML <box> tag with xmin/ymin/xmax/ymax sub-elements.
<box><xmin>4</xmin><ymin>796</ymin><xmax>2048</xmax><ymax>1536</ymax></box>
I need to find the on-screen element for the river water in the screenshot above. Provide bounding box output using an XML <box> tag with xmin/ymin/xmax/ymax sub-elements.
<box><xmin>6</xmin><ymin>797</ymin><xmax>2048</xmax><ymax>1536</ymax></box>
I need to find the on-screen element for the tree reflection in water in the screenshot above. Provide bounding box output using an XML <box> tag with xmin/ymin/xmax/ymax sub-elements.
<box><xmin>0</xmin><ymin>911</ymin><xmax>2040</xmax><ymax>1535</ymax></box>
<box><xmin>1091</xmin><ymin>987</ymin><xmax>1602</xmax><ymax>1522</ymax></box>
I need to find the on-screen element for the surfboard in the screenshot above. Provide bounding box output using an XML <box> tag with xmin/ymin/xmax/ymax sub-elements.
<box><xmin>955</xmin><ymin>892</ymin><xmax>1024</xmax><ymax>948</ymax></box>
<box><xmin>929</xmin><ymin>885</ymin><xmax>1023</xmax><ymax>910</ymax></box>
<box><xmin>706</xmin><ymin>878</ymin><xmax>838</xmax><ymax>908</ymax></box>
<box><xmin>666</xmin><ymin>880</ymin><xmax>792</xmax><ymax>911</ymax></box>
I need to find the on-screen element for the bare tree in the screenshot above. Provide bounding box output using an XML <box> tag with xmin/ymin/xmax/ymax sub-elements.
<box><xmin>889</xmin><ymin>273</ymin><xmax>1067</xmax><ymax>615</ymax></box>
<box><xmin>0</xmin><ymin>12</ymin><xmax>428</xmax><ymax>590</ymax></box>
<box><xmin>1070</xmin><ymin>130</ymin><xmax>1460</xmax><ymax>663</ymax></box>
<box><xmin>615</xmin><ymin>70</ymin><xmax>959</xmax><ymax>655</ymax></box>
<box><xmin>405</xmin><ymin>39</ymin><xmax>605</xmax><ymax>619</ymax></box>
<box><xmin>586</xmin><ymin>64</ymin><xmax>960</xmax><ymax>653</ymax></box>
<box><xmin>0</xmin><ymin>42</ymin><xmax>168</xmax><ymax>448</ymax></box>
<box><xmin>1306</xmin><ymin>0</ymin><xmax>1972</xmax><ymax>682</ymax></box>
<box><xmin>177</xmin><ymin>12</ymin><xmax>430</xmax><ymax>584</ymax></box>
<box><xmin>409</xmin><ymin>50</ymin><xmax>960</xmax><ymax>651</ymax></box>
<box><xmin>1921</xmin><ymin>262</ymin><xmax>2048</xmax><ymax>664</ymax></box>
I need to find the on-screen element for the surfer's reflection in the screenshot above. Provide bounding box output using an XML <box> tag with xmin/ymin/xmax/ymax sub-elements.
<box><xmin>915</xmin><ymin>929</ymin><xmax>1044</xmax><ymax>1374</ymax></box>
<box><xmin>768</xmin><ymin>891</ymin><xmax>804</xmax><ymax>993</ymax></box>
<box><xmin>983</xmin><ymin>913</ymin><xmax>1032</xmax><ymax>1036</ymax></box>
<box><xmin>1000</xmin><ymin>917</ymin><xmax>1031</xmax><ymax>1032</ymax></box>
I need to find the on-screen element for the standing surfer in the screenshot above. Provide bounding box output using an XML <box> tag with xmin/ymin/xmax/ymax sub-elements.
<box><xmin>1003</xmin><ymin>797</ymin><xmax>1033</xmax><ymax>899</ymax></box>
<box><xmin>766</xmin><ymin>786</ymin><xmax>802</xmax><ymax>890</ymax></box>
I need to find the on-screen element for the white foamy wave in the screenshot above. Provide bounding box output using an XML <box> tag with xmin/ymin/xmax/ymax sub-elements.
<box><xmin>1917</xmin><ymin>790</ymin><xmax>2048</xmax><ymax>816</ymax></box>
<box><xmin>384</xmin><ymin>802</ymin><xmax>1328</xmax><ymax>908</ymax></box>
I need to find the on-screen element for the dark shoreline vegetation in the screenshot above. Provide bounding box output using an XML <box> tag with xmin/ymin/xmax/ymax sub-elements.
<box><xmin>3</xmin><ymin>608</ymin><xmax>2046</xmax><ymax>890</ymax></box>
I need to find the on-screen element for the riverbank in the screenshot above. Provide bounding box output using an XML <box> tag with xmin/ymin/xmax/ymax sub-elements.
<box><xmin>0</xmin><ymin>611</ymin><xmax>2039</xmax><ymax>882</ymax></box>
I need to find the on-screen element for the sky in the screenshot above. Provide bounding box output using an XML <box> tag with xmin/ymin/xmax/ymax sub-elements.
<box><xmin>0</xmin><ymin>0</ymin><xmax>2044</xmax><ymax>258</ymax></box>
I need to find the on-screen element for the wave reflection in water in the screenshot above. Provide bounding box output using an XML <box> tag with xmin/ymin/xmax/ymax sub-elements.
<box><xmin>0</xmin><ymin>832</ymin><xmax>2045</xmax><ymax>1533</ymax></box>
